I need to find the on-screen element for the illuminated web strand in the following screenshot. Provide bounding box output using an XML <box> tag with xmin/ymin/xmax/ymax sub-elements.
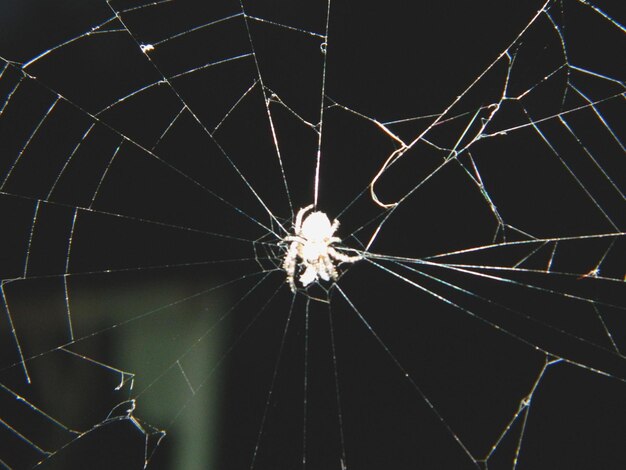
<box><xmin>0</xmin><ymin>61</ymin><xmax>279</xmax><ymax>238</ymax></box>
<box><xmin>106</xmin><ymin>2</ymin><xmax>287</xmax><ymax>235</ymax></box>
<box><xmin>313</xmin><ymin>0</ymin><xmax>333</xmax><ymax>209</ymax></box>
<box><xmin>250</xmin><ymin>295</ymin><xmax>296</xmax><ymax>469</ymax></box>
<box><xmin>1</xmin><ymin>283</ymin><xmax>31</xmax><ymax>383</ymax></box>
<box><xmin>336</xmin><ymin>285</ymin><xmax>480</xmax><ymax>468</ymax></box>
<box><xmin>238</xmin><ymin>2</ymin><xmax>294</xmax><ymax>220</ymax></box>
<box><xmin>0</xmin><ymin>0</ymin><xmax>623</xmax><ymax>466</ymax></box>
<box><xmin>365</xmin><ymin>259</ymin><xmax>621</xmax><ymax>380</ymax></box>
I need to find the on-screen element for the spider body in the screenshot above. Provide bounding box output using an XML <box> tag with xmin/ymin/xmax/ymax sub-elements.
<box><xmin>282</xmin><ymin>205</ymin><xmax>361</xmax><ymax>292</ymax></box>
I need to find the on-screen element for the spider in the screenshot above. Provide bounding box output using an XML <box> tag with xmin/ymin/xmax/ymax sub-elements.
<box><xmin>282</xmin><ymin>204</ymin><xmax>361</xmax><ymax>292</ymax></box>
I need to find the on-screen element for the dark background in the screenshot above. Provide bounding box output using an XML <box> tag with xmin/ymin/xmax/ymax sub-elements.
<box><xmin>0</xmin><ymin>0</ymin><xmax>624</xmax><ymax>469</ymax></box>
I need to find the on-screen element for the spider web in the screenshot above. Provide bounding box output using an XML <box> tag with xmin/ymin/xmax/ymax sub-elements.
<box><xmin>0</xmin><ymin>0</ymin><xmax>624</xmax><ymax>468</ymax></box>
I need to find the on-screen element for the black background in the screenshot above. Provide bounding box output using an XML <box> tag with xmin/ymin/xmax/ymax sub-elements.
<box><xmin>0</xmin><ymin>0</ymin><xmax>625</xmax><ymax>469</ymax></box>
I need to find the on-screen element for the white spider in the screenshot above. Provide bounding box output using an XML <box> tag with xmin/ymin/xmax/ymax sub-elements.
<box><xmin>282</xmin><ymin>204</ymin><xmax>361</xmax><ymax>292</ymax></box>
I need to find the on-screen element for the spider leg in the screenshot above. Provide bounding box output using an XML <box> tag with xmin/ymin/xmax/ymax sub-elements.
<box><xmin>328</xmin><ymin>247</ymin><xmax>362</xmax><ymax>263</ymax></box>
<box><xmin>294</xmin><ymin>204</ymin><xmax>314</xmax><ymax>233</ymax></box>
<box><xmin>282</xmin><ymin>243</ymin><xmax>300</xmax><ymax>292</ymax></box>
<box><xmin>284</xmin><ymin>235</ymin><xmax>306</xmax><ymax>244</ymax></box>
<box><xmin>321</xmin><ymin>255</ymin><xmax>338</xmax><ymax>281</ymax></box>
